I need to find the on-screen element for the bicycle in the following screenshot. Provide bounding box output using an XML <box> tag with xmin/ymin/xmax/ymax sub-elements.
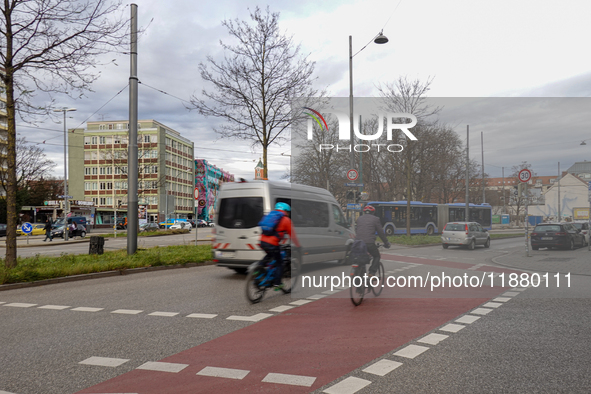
<box><xmin>245</xmin><ymin>245</ymin><xmax>300</xmax><ymax>304</ymax></box>
<box><xmin>348</xmin><ymin>243</ymin><xmax>386</xmax><ymax>306</ymax></box>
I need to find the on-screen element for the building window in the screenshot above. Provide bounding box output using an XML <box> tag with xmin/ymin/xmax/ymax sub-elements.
<box><xmin>144</xmin><ymin>135</ymin><xmax>150</xmax><ymax>143</ymax></box>
<box><xmin>84</xmin><ymin>137</ymin><xmax>91</xmax><ymax>145</ymax></box>
<box><xmin>99</xmin><ymin>125</ymin><xmax>106</xmax><ymax>130</ymax></box>
<box><xmin>91</xmin><ymin>136</ymin><xmax>98</xmax><ymax>144</ymax></box>
<box><xmin>116</xmin><ymin>123</ymin><xmax>123</xmax><ymax>130</ymax></box>
<box><xmin>100</xmin><ymin>197</ymin><xmax>106</xmax><ymax>205</ymax></box>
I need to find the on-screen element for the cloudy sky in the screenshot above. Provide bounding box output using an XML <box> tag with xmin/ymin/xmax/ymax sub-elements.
<box><xmin>19</xmin><ymin>0</ymin><xmax>591</xmax><ymax>183</ymax></box>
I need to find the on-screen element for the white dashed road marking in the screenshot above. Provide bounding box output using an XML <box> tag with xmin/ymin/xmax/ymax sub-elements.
<box><xmin>38</xmin><ymin>305</ymin><xmax>71</xmax><ymax>310</ymax></box>
<box><xmin>439</xmin><ymin>323</ymin><xmax>465</xmax><ymax>333</ymax></box>
<box><xmin>186</xmin><ymin>313</ymin><xmax>217</xmax><ymax>319</ymax></box>
<box><xmin>136</xmin><ymin>361</ymin><xmax>188</xmax><ymax>373</ymax></box>
<box><xmin>471</xmin><ymin>307</ymin><xmax>493</xmax><ymax>315</ymax></box>
<box><xmin>4</xmin><ymin>303</ymin><xmax>37</xmax><ymax>308</ymax></box>
<box><xmin>196</xmin><ymin>366</ymin><xmax>249</xmax><ymax>380</ymax></box>
<box><xmin>269</xmin><ymin>305</ymin><xmax>295</xmax><ymax>313</ymax></box>
<box><xmin>503</xmin><ymin>291</ymin><xmax>519</xmax><ymax>297</ymax></box>
<box><xmin>362</xmin><ymin>359</ymin><xmax>402</xmax><ymax>376</ymax></box>
<box><xmin>79</xmin><ymin>356</ymin><xmax>130</xmax><ymax>367</ymax></box>
<box><xmin>418</xmin><ymin>333</ymin><xmax>449</xmax><ymax>345</ymax></box>
<box><xmin>483</xmin><ymin>302</ymin><xmax>502</xmax><ymax>308</ymax></box>
<box><xmin>111</xmin><ymin>309</ymin><xmax>143</xmax><ymax>315</ymax></box>
<box><xmin>455</xmin><ymin>315</ymin><xmax>481</xmax><ymax>324</ymax></box>
<box><xmin>493</xmin><ymin>297</ymin><xmax>511</xmax><ymax>302</ymax></box>
<box><xmin>307</xmin><ymin>294</ymin><xmax>328</xmax><ymax>300</ymax></box>
<box><xmin>393</xmin><ymin>344</ymin><xmax>430</xmax><ymax>359</ymax></box>
<box><xmin>262</xmin><ymin>372</ymin><xmax>317</xmax><ymax>387</ymax></box>
<box><xmin>290</xmin><ymin>299</ymin><xmax>313</xmax><ymax>306</ymax></box>
<box><xmin>71</xmin><ymin>307</ymin><xmax>103</xmax><ymax>312</ymax></box>
<box><xmin>226</xmin><ymin>313</ymin><xmax>272</xmax><ymax>322</ymax></box>
<box><xmin>148</xmin><ymin>311</ymin><xmax>179</xmax><ymax>317</ymax></box>
<box><xmin>323</xmin><ymin>376</ymin><xmax>372</xmax><ymax>394</ymax></box>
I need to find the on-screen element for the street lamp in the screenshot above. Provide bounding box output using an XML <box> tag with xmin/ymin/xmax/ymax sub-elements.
<box><xmin>53</xmin><ymin>107</ymin><xmax>76</xmax><ymax>241</ymax></box>
<box><xmin>349</xmin><ymin>31</ymin><xmax>389</xmax><ymax>171</ymax></box>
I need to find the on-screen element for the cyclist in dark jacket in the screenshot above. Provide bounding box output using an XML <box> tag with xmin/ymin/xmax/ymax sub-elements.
<box><xmin>355</xmin><ymin>205</ymin><xmax>390</xmax><ymax>275</ymax></box>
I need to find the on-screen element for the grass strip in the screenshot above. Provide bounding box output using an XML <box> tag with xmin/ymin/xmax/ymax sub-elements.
<box><xmin>0</xmin><ymin>244</ymin><xmax>211</xmax><ymax>285</ymax></box>
<box><xmin>388</xmin><ymin>233</ymin><xmax>523</xmax><ymax>246</ymax></box>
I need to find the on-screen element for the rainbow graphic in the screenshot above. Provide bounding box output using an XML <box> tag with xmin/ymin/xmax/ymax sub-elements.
<box><xmin>302</xmin><ymin>107</ymin><xmax>329</xmax><ymax>132</ymax></box>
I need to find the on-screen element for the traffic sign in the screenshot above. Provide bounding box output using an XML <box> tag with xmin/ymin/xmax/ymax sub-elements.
<box><xmin>346</xmin><ymin>169</ymin><xmax>359</xmax><ymax>181</ymax></box>
<box><xmin>347</xmin><ymin>203</ymin><xmax>363</xmax><ymax>211</ymax></box>
<box><xmin>194</xmin><ymin>187</ymin><xmax>200</xmax><ymax>200</ymax></box>
<box><xmin>345</xmin><ymin>182</ymin><xmax>364</xmax><ymax>188</ymax></box>
<box><xmin>518</xmin><ymin>169</ymin><xmax>532</xmax><ymax>183</ymax></box>
<box><xmin>21</xmin><ymin>222</ymin><xmax>33</xmax><ymax>234</ymax></box>
<box><xmin>58</xmin><ymin>195</ymin><xmax>73</xmax><ymax>198</ymax></box>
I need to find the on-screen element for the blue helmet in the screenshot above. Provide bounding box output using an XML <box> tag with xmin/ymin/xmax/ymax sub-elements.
<box><xmin>275</xmin><ymin>202</ymin><xmax>291</xmax><ymax>212</ymax></box>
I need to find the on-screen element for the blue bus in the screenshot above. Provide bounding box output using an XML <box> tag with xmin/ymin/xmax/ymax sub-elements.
<box><xmin>365</xmin><ymin>201</ymin><xmax>492</xmax><ymax>236</ymax></box>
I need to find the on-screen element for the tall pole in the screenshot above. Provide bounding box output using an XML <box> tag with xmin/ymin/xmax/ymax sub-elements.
<box><xmin>54</xmin><ymin>107</ymin><xmax>76</xmax><ymax>241</ymax></box>
<box><xmin>557</xmin><ymin>162</ymin><xmax>561</xmax><ymax>222</ymax></box>
<box><xmin>465</xmin><ymin>125</ymin><xmax>470</xmax><ymax>221</ymax></box>
<box><xmin>349</xmin><ymin>35</ymin><xmax>354</xmax><ymax>171</ymax></box>
<box><xmin>481</xmin><ymin>131</ymin><xmax>485</xmax><ymax>204</ymax></box>
<box><xmin>502</xmin><ymin>167</ymin><xmax>506</xmax><ymax>215</ymax></box>
<box><xmin>127</xmin><ymin>3</ymin><xmax>139</xmax><ymax>254</ymax></box>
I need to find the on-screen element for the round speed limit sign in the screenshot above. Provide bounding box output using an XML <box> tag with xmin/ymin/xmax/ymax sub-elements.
<box><xmin>518</xmin><ymin>168</ymin><xmax>532</xmax><ymax>183</ymax></box>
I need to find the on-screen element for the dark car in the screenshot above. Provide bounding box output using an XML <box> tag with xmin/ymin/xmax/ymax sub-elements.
<box><xmin>51</xmin><ymin>224</ymin><xmax>87</xmax><ymax>239</ymax></box>
<box><xmin>0</xmin><ymin>224</ymin><xmax>6</xmax><ymax>237</ymax></box>
<box><xmin>531</xmin><ymin>223</ymin><xmax>585</xmax><ymax>250</ymax></box>
<box><xmin>140</xmin><ymin>223</ymin><xmax>160</xmax><ymax>232</ymax></box>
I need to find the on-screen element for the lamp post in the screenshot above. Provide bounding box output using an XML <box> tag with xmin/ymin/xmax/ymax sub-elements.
<box><xmin>53</xmin><ymin>107</ymin><xmax>76</xmax><ymax>241</ymax></box>
<box><xmin>349</xmin><ymin>32</ymin><xmax>389</xmax><ymax>171</ymax></box>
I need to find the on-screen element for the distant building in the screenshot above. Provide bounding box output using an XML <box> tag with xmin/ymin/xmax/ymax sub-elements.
<box><xmin>566</xmin><ymin>161</ymin><xmax>591</xmax><ymax>181</ymax></box>
<box><xmin>68</xmin><ymin>120</ymin><xmax>195</xmax><ymax>227</ymax></box>
<box><xmin>195</xmin><ymin>159</ymin><xmax>234</xmax><ymax>222</ymax></box>
<box><xmin>254</xmin><ymin>158</ymin><xmax>264</xmax><ymax>180</ymax></box>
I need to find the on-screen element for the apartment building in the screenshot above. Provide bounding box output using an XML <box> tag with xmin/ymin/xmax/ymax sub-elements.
<box><xmin>69</xmin><ymin>120</ymin><xmax>194</xmax><ymax>227</ymax></box>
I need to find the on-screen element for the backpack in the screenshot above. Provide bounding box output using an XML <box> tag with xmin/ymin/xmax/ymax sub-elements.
<box><xmin>258</xmin><ymin>210</ymin><xmax>285</xmax><ymax>236</ymax></box>
<box><xmin>350</xmin><ymin>240</ymin><xmax>371</xmax><ymax>265</ymax></box>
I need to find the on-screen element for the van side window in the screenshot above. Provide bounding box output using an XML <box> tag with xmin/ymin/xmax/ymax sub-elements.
<box><xmin>291</xmin><ymin>199</ymin><xmax>329</xmax><ymax>228</ymax></box>
<box><xmin>332</xmin><ymin>205</ymin><xmax>349</xmax><ymax>228</ymax></box>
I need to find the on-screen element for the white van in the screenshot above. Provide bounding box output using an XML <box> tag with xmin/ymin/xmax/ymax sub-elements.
<box><xmin>213</xmin><ymin>180</ymin><xmax>354</xmax><ymax>273</ymax></box>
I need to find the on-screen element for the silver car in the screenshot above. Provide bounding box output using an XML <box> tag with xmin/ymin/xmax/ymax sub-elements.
<box><xmin>441</xmin><ymin>221</ymin><xmax>490</xmax><ymax>250</ymax></box>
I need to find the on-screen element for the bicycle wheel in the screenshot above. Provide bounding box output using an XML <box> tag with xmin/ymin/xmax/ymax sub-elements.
<box><xmin>245</xmin><ymin>266</ymin><xmax>266</xmax><ymax>304</ymax></box>
<box><xmin>349</xmin><ymin>267</ymin><xmax>365</xmax><ymax>306</ymax></box>
<box><xmin>281</xmin><ymin>250</ymin><xmax>300</xmax><ymax>294</ymax></box>
<box><xmin>371</xmin><ymin>262</ymin><xmax>385</xmax><ymax>297</ymax></box>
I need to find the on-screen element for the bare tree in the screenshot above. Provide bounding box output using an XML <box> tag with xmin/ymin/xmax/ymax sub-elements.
<box><xmin>1</xmin><ymin>0</ymin><xmax>128</xmax><ymax>267</ymax></box>
<box><xmin>377</xmin><ymin>76</ymin><xmax>441</xmax><ymax>234</ymax></box>
<box><xmin>190</xmin><ymin>7</ymin><xmax>321</xmax><ymax>179</ymax></box>
<box><xmin>0</xmin><ymin>136</ymin><xmax>53</xmax><ymax>191</ymax></box>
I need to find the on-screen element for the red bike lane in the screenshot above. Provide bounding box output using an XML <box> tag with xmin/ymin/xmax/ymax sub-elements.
<box><xmin>77</xmin><ymin>278</ymin><xmax>508</xmax><ymax>393</ymax></box>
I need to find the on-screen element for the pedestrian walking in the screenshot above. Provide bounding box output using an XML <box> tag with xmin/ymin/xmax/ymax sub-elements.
<box><xmin>43</xmin><ymin>219</ymin><xmax>53</xmax><ymax>242</ymax></box>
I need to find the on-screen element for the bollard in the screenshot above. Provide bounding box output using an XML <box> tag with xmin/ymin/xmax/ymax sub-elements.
<box><xmin>89</xmin><ymin>236</ymin><xmax>105</xmax><ymax>255</ymax></box>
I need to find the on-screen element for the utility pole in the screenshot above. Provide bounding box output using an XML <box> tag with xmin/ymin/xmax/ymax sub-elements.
<box><xmin>465</xmin><ymin>125</ymin><xmax>469</xmax><ymax>221</ymax></box>
<box><xmin>127</xmin><ymin>4</ymin><xmax>139</xmax><ymax>254</ymax></box>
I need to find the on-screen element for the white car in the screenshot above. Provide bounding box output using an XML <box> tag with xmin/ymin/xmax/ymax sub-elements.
<box><xmin>169</xmin><ymin>222</ymin><xmax>191</xmax><ymax>231</ymax></box>
<box><xmin>572</xmin><ymin>221</ymin><xmax>590</xmax><ymax>246</ymax></box>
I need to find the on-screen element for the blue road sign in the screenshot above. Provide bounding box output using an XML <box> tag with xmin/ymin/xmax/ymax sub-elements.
<box><xmin>21</xmin><ymin>222</ymin><xmax>33</xmax><ymax>234</ymax></box>
<box><xmin>345</xmin><ymin>183</ymin><xmax>364</xmax><ymax>188</ymax></box>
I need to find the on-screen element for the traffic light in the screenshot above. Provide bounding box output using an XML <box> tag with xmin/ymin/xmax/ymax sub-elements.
<box><xmin>355</xmin><ymin>191</ymin><xmax>361</xmax><ymax>203</ymax></box>
<box><xmin>346</xmin><ymin>191</ymin><xmax>354</xmax><ymax>200</ymax></box>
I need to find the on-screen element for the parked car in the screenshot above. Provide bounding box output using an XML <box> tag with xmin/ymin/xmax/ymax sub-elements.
<box><xmin>51</xmin><ymin>224</ymin><xmax>87</xmax><ymax>239</ymax></box>
<box><xmin>441</xmin><ymin>221</ymin><xmax>490</xmax><ymax>250</ymax></box>
<box><xmin>572</xmin><ymin>222</ymin><xmax>590</xmax><ymax>246</ymax></box>
<box><xmin>170</xmin><ymin>222</ymin><xmax>191</xmax><ymax>231</ymax></box>
<box><xmin>159</xmin><ymin>219</ymin><xmax>189</xmax><ymax>229</ymax></box>
<box><xmin>140</xmin><ymin>223</ymin><xmax>160</xmax><ymax>232</ymax></box>
<box><xmin>196</xmin><ymin>219</ymin><xmax>208</xmax><ymax>228</ymax></box>
<box><xmin>0</xmin><ymin>224</ymin><xmax>6</xmax><ymax>237</ymax></box>
<box><xmin>531</xmin><ymin>223</ymin><xmax>585</xmax><ymax>250</ymax></box>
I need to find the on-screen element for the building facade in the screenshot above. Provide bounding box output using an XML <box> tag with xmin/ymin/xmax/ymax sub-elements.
<box><xmin>69</xmin><ymin>120</ymin><xmax>194</xmax><ymax>227</ymax></box>
<box><xmin>195</xmin><ymin>159</ymin><xmax>234</xmax><ymax>222</ymax></box>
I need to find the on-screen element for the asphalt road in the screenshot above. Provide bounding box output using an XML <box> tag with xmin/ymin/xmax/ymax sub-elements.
<box><xmin>1</xmin><ymin>237</ymin><xmax>590</xmax><ymax>393</ymax></box>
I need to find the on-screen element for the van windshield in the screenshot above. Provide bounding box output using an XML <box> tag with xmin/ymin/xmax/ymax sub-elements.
<box><xmin>218</xmin><ymin>197</ymin><xmax>264</xmax><ymax>229</ymax></box>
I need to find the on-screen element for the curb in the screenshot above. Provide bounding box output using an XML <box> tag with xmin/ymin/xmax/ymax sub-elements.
<box><xmin>0</xmin><ymin>261</ymin><xmax>217</xmax><ymax>292</ymax></box>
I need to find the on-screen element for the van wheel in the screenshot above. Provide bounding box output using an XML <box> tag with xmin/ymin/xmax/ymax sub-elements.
<box><xmin>80</xmin><ymin>231</ymin><xmax>86</xmax><ymax>238</ymax></box>
<box><xmin>442</xmin><ymin>244</ymin><xmax>449</xmax><ymax>249</ymax></box>
<box><xmin>468</xmin><ymin>239</ymin><xmax>475</xmax><ymax>250</ymax></box>
<box><xmin>426</xmin><ymin>225</ymin><xmax>434</xmax><ymax>236</ymax></box>
<box><xmin>232</xmin><ymin>268</ymin><xmax>247</xmax><ymax>275</ymax></box>
<box><xmin>484</xmin><ymin>238</ymin><xmax>490</xmax><ymax>248</ymax></box>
